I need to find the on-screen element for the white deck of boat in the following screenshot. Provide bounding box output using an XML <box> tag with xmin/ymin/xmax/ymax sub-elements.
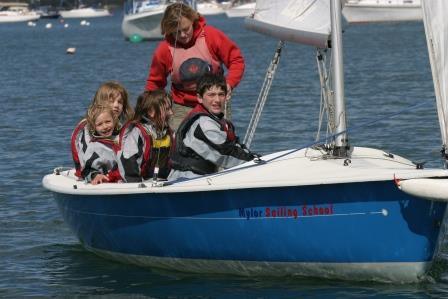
<box><xmin>42</xmin><ymin>146</ymin><xmax>448</xmax><ymax>195</ymax></box>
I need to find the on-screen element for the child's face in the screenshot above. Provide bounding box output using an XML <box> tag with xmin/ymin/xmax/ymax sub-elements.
<box><xmin>95</xmin><ymin>112</ymin><xmax>114</xmax><ymax>137</ymax></box>
<box><xmin>198</xmin><ymin>85</ymin><xmax>226</xmax><ymax>115</ymax></box>
<box><xmin>109</xmin><ymin>91</ymin><xmax>124</xmax><ymax>118</ymax></box>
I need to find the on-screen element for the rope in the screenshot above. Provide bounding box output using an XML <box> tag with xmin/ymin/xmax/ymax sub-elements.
<box><xmin>207</xmin><ymin>99</ymin><xmax>435</xmax><ymax>179</ymax></box>
<box><xmin>315</xmin><ymin>48</ymin><xmax>333</xmax><ymax>142</ymax></box>
<box><xmin>265</xmin><ymin>99</ymin><xmax>434</xmax><ymax>163</ymax></box>
<box><xmin>243</xmin><ymin>41</ymin><xmax>284</xmax><ymax>148</ymax></box>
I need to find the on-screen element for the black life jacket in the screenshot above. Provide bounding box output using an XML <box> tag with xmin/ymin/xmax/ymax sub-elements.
<box><xmin>170</xmin><ymin>104</ymin><xmax>237</xmax><ymax>175</ymax></box>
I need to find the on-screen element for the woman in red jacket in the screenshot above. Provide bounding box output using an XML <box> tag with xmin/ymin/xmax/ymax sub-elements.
<box><xmin>145</xmin><ymin>2</ymin><xmax>245</xmax><ymax>130</ymax></box>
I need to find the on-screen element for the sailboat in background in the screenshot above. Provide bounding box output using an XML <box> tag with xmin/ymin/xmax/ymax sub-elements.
<box><xmin>121</xmin><ymin>0</ymin><xmax>168</xmax><ymax>41</ymax></box>
<box><xmin>0</xmin><ymin>2</ymin><xmax>40</xmax><ymax>23</ymax></box>
<box><xmin>43</xmin><ymin>0</ymin><xmax>448</xmax><ymax>282</ymax></box>
<box><xmin>342</xmin><ymin>0</ymin><xmax>422</xmax><ymax>24</ymax></box>
<box><xmin>197</xmin><ymin>0</ymin><xmax>225</xmax><ymax>15</ymax></box>
<box><xmin>225</xmin><ymin>0</ymin><xmax>255</xmax><ymax>18</ymax></box>
<box><xmin>59</xmin><ymin>0</ymin><xmax>111</xmax><ymax>18</ymax></box>
<box><xmin>121</xmin><ymin>0</ymin><xmax>197</xmax><ymax>41</ymax></box>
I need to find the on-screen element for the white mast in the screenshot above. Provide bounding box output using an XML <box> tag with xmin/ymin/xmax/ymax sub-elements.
<box><xmin>330</xmin><ymin>0</ymin><xmax>349</xmax><ymax>155</ymax></box>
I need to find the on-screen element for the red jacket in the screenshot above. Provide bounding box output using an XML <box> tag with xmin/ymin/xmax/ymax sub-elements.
<box><xmin>145</xmin><ymin>16</ymin><xmax>245</xmax><ymax>107</ymax></box>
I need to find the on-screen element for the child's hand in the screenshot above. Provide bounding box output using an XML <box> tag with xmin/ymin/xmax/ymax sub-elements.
<box><xmin>91</xmin><ymin>174</ymin><xmax>110</xmax><ymax>185</ymax></box>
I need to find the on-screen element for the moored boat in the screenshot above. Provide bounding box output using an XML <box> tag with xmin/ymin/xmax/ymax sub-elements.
<box><xmin>197</xmin><ymin>0</ymin><xmax>225</xmax><ymax>15</ymax></box>
<box><xmin>121</xmin><ymin>0</ymin><xmax>168</xmax><ymax>41</ymax></box>
<box><xmin>342</xmin><ymin>0</ymin><xmax>422</xmax><ymax>24</ymax></box>
<box><xmin>0</xmin><ymin>2</ymin><xmax>40</xmax><ymax>23</ymax></box>
<box><xmin>225</xmin><ymin>1</ymin><xmax>255</xmax><ymax>18</ymax></box>
<box><xmin>59</xmin><ymin>0</ymin><xmax>111</xmax><ymax>19</ymax></box>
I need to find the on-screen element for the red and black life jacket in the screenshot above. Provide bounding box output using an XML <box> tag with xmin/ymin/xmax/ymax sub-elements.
<box><xmin>119</xmin><ymin>121</ymin><xmax>173</xmax><ymax>180</ymax></box>
<box><xmin>170</xmin><ymin>104</ymin><xmax>237</xmax><ymax>175</ymax></box>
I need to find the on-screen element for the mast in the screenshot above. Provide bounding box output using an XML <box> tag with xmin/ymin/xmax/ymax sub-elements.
<box><xmin>330</xmin><ymin>0</ymin><xmax>349</xmax><ymax>156</ymax></box>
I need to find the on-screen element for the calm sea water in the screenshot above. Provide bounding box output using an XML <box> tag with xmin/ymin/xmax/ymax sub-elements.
<box><xmin>1</xmin><ymin>10</ymin><xmax>448</xmax><ymax>298</ymax></box>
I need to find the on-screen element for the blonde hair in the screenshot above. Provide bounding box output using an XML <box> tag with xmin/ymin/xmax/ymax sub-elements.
<box><xmin>86</xmin><ymin>105</ymin><xmax>119</xmax><ymax>136</ymax></box>
<box><xmin>92</xmin><ymin>81</ymin><xmax>134</xmax><ymax>122</ymax></box>
<box><xmin>133</xmin><ymin>90</ymin><xmax>173</xmax><ymax>132</ymax></box>
<box><xmin>161</xmin><ymin>2</ymin><xmax>199</xmax><ymax>36</ymax></box>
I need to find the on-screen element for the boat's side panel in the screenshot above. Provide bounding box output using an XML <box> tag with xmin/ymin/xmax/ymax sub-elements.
<box><xmin>53</xmin><ymin>180</ymin><xmax>446</xmax><ymax>269</ymax></box>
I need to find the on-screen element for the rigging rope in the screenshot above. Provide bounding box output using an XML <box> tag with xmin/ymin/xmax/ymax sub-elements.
<box><xmin>315</xmin><ymin>48</ymin><xmax>334</xmax><ymax>142</ymax></box>
<box><xmin>243</xmin><ymin>41</ymin><xmax>284</xmax><ymax>148</ymax></box>
<box><xmin>206</xmin><ymin>99</ymin><xmax>436</xmax><ymax>179</ymax></box>
<box><xmin>265</xmin><ymin>99</ymin><xmax>434</xmax><ymax>163</ymax></box>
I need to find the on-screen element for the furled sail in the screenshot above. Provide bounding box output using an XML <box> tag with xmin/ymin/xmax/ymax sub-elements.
<box><xmin>421</xmin><ymin>1</ymin><xmax>448</xmax><ymax>151</ymax></box>
<box><xmin>245</xmin><ymin>0</ymin><xmax>331</xmax><ymax>48</ymax></box>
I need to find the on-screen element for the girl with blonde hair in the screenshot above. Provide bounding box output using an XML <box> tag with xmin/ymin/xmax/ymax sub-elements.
<box><xmin>71</xmin><ymin>81</ymin><xmax>133</xmax><ymax>180</ymax></box>
<box><xmin>76</xmin><ymin>105</ymin><xmax>122</xmax><ymax>184</ymax></box>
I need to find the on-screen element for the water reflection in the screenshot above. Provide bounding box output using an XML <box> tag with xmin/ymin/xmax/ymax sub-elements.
<box><xmin>35</xmin><ymin>243</ymin><xmax>448</xmax><ymax>298</ymax></box>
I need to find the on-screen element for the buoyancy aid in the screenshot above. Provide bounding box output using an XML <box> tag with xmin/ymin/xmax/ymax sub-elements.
<box><xmin>170</xmin><ymin>104</ymin><xmax>238</xmax><ymax>175</ymax></box>
<box><xmin>119</xmin><ymin>121</ymin><xmax>172</xmax><ymax>180</ymax></box>
<box><xmin>82</xmin><ymin>136</ymin><xmax>119</xmax><ymax>180</ymax></box>
<box><xmin>71</xmin><ymin>119</ymin><xmax>88</xmax><ymax>178</ymax></box>
<box><xmin>169</xmin><ymin>30</ymin><xmax>222</xmax><ymax>92</ymax></box>
<box><xmin>71</xmin><ymin>118</ymin><xmax>121</xmax><ymax>181</ymax></box>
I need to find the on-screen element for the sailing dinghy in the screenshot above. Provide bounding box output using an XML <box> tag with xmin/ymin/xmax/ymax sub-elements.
<box><xmin>43</xmin><ymin>0</ymin><xmax>448</xmax><ymax>282</ymax></box>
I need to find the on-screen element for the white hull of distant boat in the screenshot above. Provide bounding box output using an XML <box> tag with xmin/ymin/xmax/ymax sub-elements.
<box><xmin>197</xmin><ymin>2</ymin><xmax>225</xmax><ymax>15</ymax></box>
<box><xmin>0</xmin><ymin>11</ymin><xmax>40</xmax><ymax>23</ymax></box>
<box><xmin>60</xmin><ymin>7</ymin><xmax>111</xmax><ymax>18</ymax></box>
<box><xmin>225</xmin><ymin>2</ymin><xmax>256</xmax><ymax>18</ymax></box>
<box><xmin>342</xmin><ymin>0</ymin><xmax>422</xmax><ymax>23</ymax></box>
<box><xmin>121</xmin><ymin>4</ymin><xmax>166</xmax><ymax>40</ymax></box>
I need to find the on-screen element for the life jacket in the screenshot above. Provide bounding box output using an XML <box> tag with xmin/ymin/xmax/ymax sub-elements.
<box><xmin>170</xmin><ymin>104</ymin><xmax>237</xmax><ymax>175</ymax></box>
<box><xmin>71</xmin><ymin>119</ymin><xmax>88</xmax><ymax>178</ymax></box>
<box><xmin>80</xmin><ymin>135</ymin><xmax>119</xmax><ymax>180</ymax></box>
<box><xmin>119</xmin><ymin>121</ymin><xmax>172</xmax><ymax>180</ymax></box>
<box><xmin>169</xmin><ymin>30</ymin><xmax>222</xmax><ymax>92</ymax></box>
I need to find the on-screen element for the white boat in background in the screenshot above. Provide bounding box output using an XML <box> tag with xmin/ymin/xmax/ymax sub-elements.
<box><xmin>342</xmin><ymin>0</ymin><xmax>422</xmax><ymax>24</ymax></box>
<box><xmin>121</xmin><ymin>0</ymin><xmax>168</xmax><ymax>41</ymax></box>
<box><xmin>225</xmin><ymin>1</ymin><xmax>255</xmax><ymax>18</ymax></box>
<box><xmin>122</xmin><ymin>0</ymin><xmax>198</xmax><ymax>41</ymax></box>
<box><xmin>59</xmin><ymin>2</ymin><xmax>111</xmax><ymax>19</ymax></box>
<box><xmin>0</xmin><ymin>2</ymin><xmax>40</xmax><ymax>23</ymax></box>
<box><xmin>197</xmin><ymin>0</ymin><xmax>225</xmax><ymax>15</ymax></box>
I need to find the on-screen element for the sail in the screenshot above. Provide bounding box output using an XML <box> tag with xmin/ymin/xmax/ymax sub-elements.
<box><xmin>421</xmin><ymin>1</ymin><xmax>448</xmax><ymax>149</ymax></box>
<box><xmin>245</xmin><ymin>0</ymin><xmax>331</xmax><ymax>48</ymax></box>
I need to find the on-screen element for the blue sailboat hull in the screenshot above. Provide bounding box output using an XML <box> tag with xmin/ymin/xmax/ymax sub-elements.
<box><xmin>52</xmin><ymin>179</ymin><xmax>447</xmax><ymax>281</ymax></box>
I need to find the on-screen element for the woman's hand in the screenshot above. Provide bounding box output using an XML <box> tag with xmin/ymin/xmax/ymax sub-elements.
<box><xmin>91</xmin><ymin>174</ymin><xmax>110</xmax><ymax>185</ymax></box>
